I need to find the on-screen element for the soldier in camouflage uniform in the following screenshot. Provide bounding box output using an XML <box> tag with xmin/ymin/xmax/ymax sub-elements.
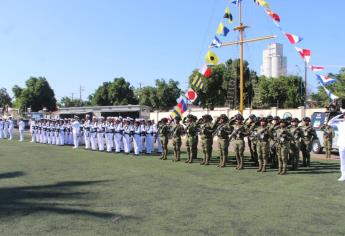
<box><xmin>321</xmin><ymin>124</ymin><xmax>334</xmax><ymax>159</ymax></box>
<box><xmin>300</xmin><ymin>117</ymin><xmax>317</xmax><ymax>167</ymax></box>
<box><xmin>289</xmin><ymin>118</ymin><xmax>303</xmax><ymax>170</ymax></box>
<box><xmin>275</xmin><ymin>119</ymin><xmax>294</xmax><ymax>175</ymax></box>
<box><xmin>213</xmin><ymin>114</ymin><xmax>233</xmax><ymax>168</ymax></box>
<box><xmin>183</xmin><ymin>115</ymin><xmax>199</xmax><ymax>164</ymax></box>
<box><xmin>199</xmin><ymin>114</ymin><xmax>214</xmax><ymax>166</ymax></box>
<box><xmin>158</xmin><ymin>118</ymin><xmax>170</xmax><ymax>160</ymax></box>
<box><xmin>230</xmin><ymin>114</ymin><xmax>247</xmax><ymax>170</ymax></box>
<box><xmin>171</xmin><ymin>116</ymin><xmax>185</xmax><ymax>162</ymax></box>
<box><xmin>268</xmin><ymin>116</ymin><xmax>280</xmax><ymax>169</ymax></box>
<box><xmin>246</xmin><ymin>114</ymin><xmax>258</xmax><ymax>165</ymax></box>
<box><xmin>254</xmin><ymin>117</ymin><xmax>271</xmax><ymax>173</ymax></box>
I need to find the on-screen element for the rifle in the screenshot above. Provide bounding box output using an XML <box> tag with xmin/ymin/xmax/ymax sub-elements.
<box><xmin>228</xmin><ymin>118</ymin><xmax>249</xmax><ymax>141</ymax></box>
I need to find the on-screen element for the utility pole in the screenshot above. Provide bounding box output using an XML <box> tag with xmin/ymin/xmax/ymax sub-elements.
<box><xmin>304</xmin><ymin>61</ymin><xmax>308</xmax><ymax>107</ymax></box>
<box><xmin>210</xmin><ymin>1</ymin><xmax>276</xmax><ymax>114</ymax></box>
<box><xmin>71</xmin><ymin>93</ymin><xmax>74</xmax><ymax>100</ymax></box>
<box><xmin>79</xmin><ymin>85</ymin><xmax>85</xmax><ymax>101</ymax></box>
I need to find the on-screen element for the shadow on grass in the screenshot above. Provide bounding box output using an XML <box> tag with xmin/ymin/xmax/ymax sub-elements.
<box><xmin>0</xmin><ymin>180</ymin><xmax>138</xmax><ymax>221</ymax></box>
<box><xmin>289</xmin><ymin>161</ymin><xmax>340</xmax><ymax>175</ymax></box>
<box><xmin>0</xmin><ymin>171</ymin><xmax>25</xmax><ymax>179</ymax></box>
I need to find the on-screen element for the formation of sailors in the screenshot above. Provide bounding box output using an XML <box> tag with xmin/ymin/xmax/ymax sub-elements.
<box><xmin>29</xmin><ymin>115</ymin><xmax>163</xmax><ymax>155</ymax></box>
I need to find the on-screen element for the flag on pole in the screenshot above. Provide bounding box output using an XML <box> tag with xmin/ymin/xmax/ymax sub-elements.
<box><xmin>316</xmin><ymin>74</ymin><xmax>336</xmax><ymax>85</ymax></box>
<box><xmin>216</xmin><ymin>22</ymin><xmax>230</xmax><ymax>37</ymax></box>
<box><xmin>266</xmin><ymin>10</ymin><xmax>280</xmax><ymax>22</ymax></box>
<box><xmin>256</xmin><ymin>0</ymin><xmax>270</xmax><ymax>7</ymax></box>
<box><xmin>224</xmin><ymin>7</ymin><xmax>233</xmax><ymax>23</ymax></box>
<box><xmin>192</xmin><ymin>75</ymin><xmax>205</xmax><ymax>90</ymax></box>
<box><xmin>176</xmin><ymin>96</ymin><xmax>188</xmax><ymax>114</ymax></box>
<box><xmin>295</xmin><ymin>47</ymin><xmax>311</xmax><ymax>64</ymax></box>
<box><xmin>310</xmin><ymin>65</ymin><xmax>325</xmax><ymax>72</ymax></box>
<box><xmin>210</xmin><ymin>36</ymin><xmax>222</xmax><ymax>48</ymax></box>
<box><xmin>200</xmin><ymin>65</ymin><xmax>212</xmax><ymax>78</ymax></box>
<box><xmin>170</xmin><ymin>109</ymin><xmax>181</xmax><ymax>119</ymax></box>
<box><xmin>185</xmin><ymin>88</ymin><xmax>198</xmax><ymax>103</ymax></box>
<box><xmin>232</xmin><ymin>0</ymin><xmax>242</xmax><ymax>5</ymax></box>
<box><xmin>205</xmin><ymin>50</ymin><xmax>219</xmax><ymax>65</ymax></box>
<box><xmin>321</xmin><ymin>85</ymin><xmax>339</xmax><ymax>100</ymax></box>
<box><xmin>285</xmin><ymin>33</ymin><xmax>303</xmax><ymax>44</ymax></box>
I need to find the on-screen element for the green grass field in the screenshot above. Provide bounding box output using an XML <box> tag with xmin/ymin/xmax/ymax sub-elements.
<box><xmin>1</xmin><ymin>138</ymin><xmax>345</xmax><ymax>236</ymax></box>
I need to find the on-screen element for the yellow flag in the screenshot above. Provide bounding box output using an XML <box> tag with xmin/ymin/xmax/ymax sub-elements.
<box><xmin>257</xmin><ymin>0</ymin><xmax>270</xmax><ymax>7</ymax></box>
<box><xmin>216</xmin><ymin>22</ymin><xmax>225</xmax><ymax>36</ymax></box>
<box><xmin>205</xmin><ymin>50</ymin><xmax>219</xmax><ymax>66</ymax></box>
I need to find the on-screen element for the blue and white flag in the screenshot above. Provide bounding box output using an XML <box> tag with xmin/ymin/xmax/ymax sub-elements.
<box><xmin>232</xmin><ymin>0</ymin><xmax>242</xmax><ymax>5</ymax></box>
<box><xmin>322</xmin><ymin>85</ymin><xmax>339</xmax><ymax>100</ymax></box>
<box><xmin>210</xmin><ymin>36</ymin><xmax>222</xmax><ymax>48</ymax></box>
<box><xmin>316</xmin><ymin>74</ymin><xmax>336</xmax><ymax>86</ymax></box>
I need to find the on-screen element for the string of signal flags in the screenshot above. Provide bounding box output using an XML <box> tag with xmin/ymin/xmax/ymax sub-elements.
<box><xmin>170</xmin><ymin>0</ymin><xmax>339</xmax><ymax>119</ymax></box>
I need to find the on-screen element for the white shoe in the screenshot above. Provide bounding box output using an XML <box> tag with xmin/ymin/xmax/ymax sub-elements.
<box><xmin>337</xmin><ymin>176</ymin><xmax>345</xmax><ymax>181</ymax></box>
<box><xmin>73</xmin><ymin>146</ymin><xmax>77</xmax><ymax>149</ymax></box>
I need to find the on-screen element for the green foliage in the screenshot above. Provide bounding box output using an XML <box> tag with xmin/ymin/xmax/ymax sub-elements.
<box><xmin>12</xmin><ymin>77</ymin><xmax>57</xmax><ymax>112</ymax></box>
<box><xmin>0</xmin><ymin>88</ymin><xmax>12</xmax><ymax>108</ymax></box>
<box><xmin>252</xmin><ymin>76</ymin><xmax>305</xmax><ymax>108</ymax></box>
<box><xmin>188</xmin><ymin>59</ymin><xmax>257</xmax><ymax>109</ymax></box>
<box><xmin>89</xmin><ymin>77</ymin><xmax>138</xmax><ymax>106</ymax></box>
<box><xmin>136</xmin><ymin>79</ymin><xmax>182</xmax><ymax>111</ymax></box>
<box><xmin>310</xmin><ymin>68</ymin><xmax>345</xmax><ymax>107</ymax></box>
<box><xmin>58</xmin><ymin>97</ymin><xmax>88</xmax><ymax>108</ymax></box>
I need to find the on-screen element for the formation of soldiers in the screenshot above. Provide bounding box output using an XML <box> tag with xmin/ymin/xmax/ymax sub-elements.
<box><xmin>5</xmin><ymin>112</ymin><xmax>333</xmax><ymax>175</ymax></box>
<box><xmin>158</xmin><ymin>113</ymin><xmax>320</xmax><ymax>175</ymax></box>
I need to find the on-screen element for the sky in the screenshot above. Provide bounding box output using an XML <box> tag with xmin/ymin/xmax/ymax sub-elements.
<box><xmin>1</xmin><ymin>0</ymin><xmax>345</xmax><ymax>101</ymax></box>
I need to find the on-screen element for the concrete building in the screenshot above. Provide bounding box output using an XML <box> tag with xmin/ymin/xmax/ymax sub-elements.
<box><xmin>260</xmin><ymin>43</ymin><xmax>287</xmax><ymax>78</ymax></box>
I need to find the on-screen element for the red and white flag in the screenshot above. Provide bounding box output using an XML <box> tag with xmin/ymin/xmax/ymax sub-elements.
<box><xmin>185</xmin><ymin>88</ymin><xmax>198</xmax><ymax>103</ymax></box>
<box><xmin>310</xmin><ymin>65</ymin><xmax>325</xmax><ymax>72</ymax></box>
<box><xmin>200</xmin><ymin>64</ymin><xmax>212</xmax><ymax>78</ymax></box>
<box><xmin>285</xmin><ymin>33</ymin><xmax>303</xmax><ymax>44</ymax></box>
<box><xmin>295</xmin><ymin>47</ymin><xmax>311</xmax><ymax>64</ymax></box>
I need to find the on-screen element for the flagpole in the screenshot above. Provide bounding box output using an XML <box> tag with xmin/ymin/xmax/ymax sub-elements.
<box><xmin>304</xmin><ymin>61</ymin><xmax>308</xmax><ymax>106</ymax></box>
<box><xmin>238</xmin><ymin>1</ymin><xmax>245</xmax><ymax>114</ymax></box>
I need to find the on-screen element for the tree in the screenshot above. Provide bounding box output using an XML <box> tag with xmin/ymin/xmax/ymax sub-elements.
<box><xmin>252</xmin><ymin>75</ymin><xmax>305</xmax><ymax>108</ymax></box>
<box><xmin>12</xmin><ymin>77</ymin><xmax>57</xmax><ymax>112</ymax></box>
<box><xmin>58</xmin><ymin>97</ymin><xmax>87</xmax><ymax>108</ymax></box>
<box><xmin>89</xmin><ymin>77</ymin><xmax>138</xmax><ymax>106</ymax></box>
<box><xmin>188</xmin><ymin>59</ymin><xmax>258</xmax><ymax>109</ymax></box>
<box><xmin>0</xmin><ymin>88</ymin><xmax>12</xmax><ymax>108</ymax></box>
<box><xmin>310</xmin><ymin>68</ymin><xmax>345</xmax><ymax>107</ymax></box>
<box><xmin>136</xmin><ymin>79</ymin><xmax>182</xmax><ymax>111</ymax></box>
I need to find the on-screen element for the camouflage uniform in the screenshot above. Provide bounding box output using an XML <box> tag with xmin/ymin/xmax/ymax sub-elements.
<box><xmin>231</xmin><ymin>122</ymin><xmax>247</xmax><ymax>170</ymax></box>
<box><xmin>158</xmin><ymin>119</ymin><xmax>170</xmax><ymax>160</ymax></box>
<box><xmin>268</xmin><ymin>119</ymin><xmax>280</xmax><ymax>169</ymax></box>
<box><xmin>300</xmin><ymin>118</ymin><xmax>317</xmax><ymax>167</ymax></box>
<box><xmin>213</xmin><ymin>115</ymin><xmax>233</xmax><ymax>168</ymax></box>
<box><xmin>289</xmin><ymin>119</ymin><xmax>303</xmax><ymax>170</ymax></box>
<box><xmin>322</xmin><ymin>125</ymin><xmax>333</xmax><ymax>159</ymax></box>
<box><xmin>199</xmin><ymin>115</ymin><xmax>214</xmax><ymax>165</ymax></box>
<box><xmin>246</xmin><ymin>115</ymin><xmax>258</xmax><ymax>165</ymax></box>
<box><xmin>171</xmin><ymin>118</ymin><xmax>185</xmax><ymax>161</ymax></box>
<box><xmin>254</xmin><ymin>120</ymin><xmax>271</xmax><ymax>172</ymax></box>
<box><xmin>275</xmin><ymin>122</ymin><xmax>294</xmax><ymax>175</ymax></box>
<box><xmin>183</xmin><ymin>115</ymin><xmax>199</xmax><ymax>164</ymax></box>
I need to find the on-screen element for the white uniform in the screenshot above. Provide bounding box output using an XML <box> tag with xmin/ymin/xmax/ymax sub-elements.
<box><xmin>3</xmin><ymin>120</ymin><xmax>9</xmax><ymax>139</ymax></box>
<box><xmin>18</xmin><ymin>120</ymin><xmax>25</xmax><ymax>141</ymax></box>
<box><xmin>106</xmin><ymin>123</ymin><xmax>114</xmax><ymax>152</ymax></box>
<box><xmin>97</xmin><ymin>123</ymin><xmax>106</xmax><ymax>151</ymax></box>
<box><xmin>8</xmin><ymin>119</ymin><xmax>14</xmax><ymax>140</ymax></box>
<box><xmin>72</xmin><ymin>120</ymin><xmax>80</xmax><ymax>148</ymax></box>
<box><xmin>145</xmin><ymin>124</ymin><xmax>154</xmax><ymax>154</ymax></box>
<box><xmin>58</xmin><ymin>124</ymin><xmax>65</xmax><ymax>145</ymax></box>
<box><xmin>0</xmin><ymin>120</ymin><xmax>4</xmax><ymax>139</ymax></box>
<box><xmin>84</xmin><ymin>120</ymin><xmax>91</xmax><ymax>149</ymax></box>
<box><xmin>90</xmin><ymin>122</ymin><xmax>98</xmax><ymax>150</ymax></box>
<box><xmin>337</xmin><ymin>120</ymin><xmax>345</xmax><ymax>181</ymax></box>
<box><xmin>133</xmin><ymin>125</ymin><xmax>142</xmax><ymax>155</ymax></box>
<box><xmin>153</xmin><ymin>124</ymin><xmax>162</xmax><ymax>153</ymax></box>
<box><xmin>140</xmin><ymin>123</ymin><xmax>146</xmax><ymax>153</ymax></box>
<box><xmin>123</xmin><ymin>123</ymin><xmax>132</xmax><ymax>154</ymax></box>
<box><xmin>114</xmin><ymin>122</ymin><xmax>123</xmax><ymax>153</ymax></box>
